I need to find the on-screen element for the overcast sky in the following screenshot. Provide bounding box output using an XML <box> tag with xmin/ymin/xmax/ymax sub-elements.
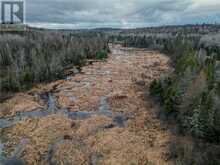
<box><xmin>24</xmin><ymin>0</ymin><xmax>220</xmax><ymax>29</ymax></box>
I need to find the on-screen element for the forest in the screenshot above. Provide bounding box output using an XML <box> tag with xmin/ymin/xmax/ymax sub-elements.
<box><xmin>0</xmin><ymin>29</ymin><xmax>109</xmax><ymax>94</ymax></box>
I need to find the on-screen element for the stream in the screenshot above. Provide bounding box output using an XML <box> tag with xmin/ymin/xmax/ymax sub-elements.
<box><xmin>0</xmin><ymin>94</ymin><xmax>127</xmax><ymax>129</ymax></box>
<box><xmin>0</xmin><ymin>91</ymin><xmax>128</xmax><ymax>164</ymax></box>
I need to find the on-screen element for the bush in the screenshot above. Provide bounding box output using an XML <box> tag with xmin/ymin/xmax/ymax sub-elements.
<box><xmin>170</xmin><ymin>137</ymin><xmax>220</xmax><ymax>165</ymax></box>
<box><xmin>96</xmin><ymin>50</ymin><xmax>108</xmax><ymax>60</ymax></box>
<box><xmin>149</xmin><ymin>79</ymin><xmax>163</xmax><ymax>98</ymax></box>
<box><xmin>150</xmin><ymin>77</ymin><xmax>180</xmax><ymax>113</ymax></box>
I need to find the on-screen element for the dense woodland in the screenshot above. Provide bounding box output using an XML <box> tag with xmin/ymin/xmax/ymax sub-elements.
<box><xmin>0</xmin><ymin>30</ymin><xmax>109</xmax><ymax>93</ymax></box>
<box><xmin>109</xmin><ymin>24</ymin><xmax>220</xmax><ymax>165</ymax></box>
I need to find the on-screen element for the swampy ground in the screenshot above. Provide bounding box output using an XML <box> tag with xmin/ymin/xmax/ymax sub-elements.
<box><xmin>0</xmin><ymin>44</ymin><xmax>174</xmax><ymax>165</ymax></box>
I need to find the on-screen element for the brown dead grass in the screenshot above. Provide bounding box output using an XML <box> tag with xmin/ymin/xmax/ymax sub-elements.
<box><xmin>1</xmin><ymin>45</ymin><xmax>174</xmax><ymax>165</ymax></box>
<box><xmin>0</xmin><ymin>93</ymin><xmax>44</xmax><ymax>118</ymax></box>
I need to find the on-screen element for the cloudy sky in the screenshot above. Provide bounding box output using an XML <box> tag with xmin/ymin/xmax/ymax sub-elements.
<box><xmin>24</xmin><ymin>0</ymin><xmax>220</xmax><ymax>29</ymax></box>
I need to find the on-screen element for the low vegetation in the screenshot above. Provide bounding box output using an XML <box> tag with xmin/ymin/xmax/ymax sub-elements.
<box><xmin>95</xmin><ymin>49</ymin><xmax>108</xmax><ymax>60</ymax></box>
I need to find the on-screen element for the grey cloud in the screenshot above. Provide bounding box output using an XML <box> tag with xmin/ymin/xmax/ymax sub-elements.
<box><xmin>24</xmin><ymin>0</ymin><xmax>220</xmax><ymax>28</ymax></box>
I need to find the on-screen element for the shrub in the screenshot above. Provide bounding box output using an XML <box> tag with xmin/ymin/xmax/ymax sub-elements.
<box><xmin>96</xmin><ymin>50</ymin><xmax>108</xmax><ymax>60</ymax></box>
<box><xmin>170</xmin><ymin>137</ymin><xmax>220</xmax><ymax>165</ymax></box>
<box><xmin>150</xmin><ymin>77</ymin><xmax>181</xmax><ymax>113</ymax></box>
<box><xmin>149</xmin><ymin>79</ymin><xmax>163</xmax><ymax>98</ymax></box>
